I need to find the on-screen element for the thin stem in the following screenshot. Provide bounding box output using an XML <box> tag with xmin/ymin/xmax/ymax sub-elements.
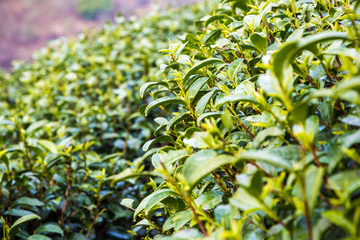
<box><xmin>235</xmin><ymin>43</ymin><xmax>253</xmax><ymax>77</ymax></box>
<box><xmin>23</xmin><ymin>140</ymin><xmax>33</xmax><ymax>172</ymax></box>
<box><xmin>300</xmin><ymin>176</ymin><xmax>313</xmax><ymax>240</ymax></box>
<box><xmin>159</xmin><ymin>162</ymin><xmax>209</xmax><ymax>236</ymax></box>
<box><xmin>223</xmin><ymin>165</ymin><xmax>237</xmax><ymax>186</ymax></box>
<box><xmin>309</xmin><ymin>144</ymin><xmax>321</xmax><ymax>167</ymax></box>
<box><xmin>228</xmin><ymin>104</ymin><xmax>255</xmax><ymax>139</ymax></box>
<box><xmin>60</xmin><ymin>158</ymin><xmax>71</xmax><ymax>232</ymax></box>
<box><xmin>189</xmin><ymin>203</ymin><xmax>208</xmax><ymax>237</ymax></box>
<box><xmin>212</xmin><ymin>172</ymin><xmax>231</xmax><ymax>196</ymax></box>
<box><xmin>319</xmin><ymin>120</ymin><xmax>331</xmax><ymax>129</ymax></box>
<box><xmin>306</xmin><ymin>75</ymin><xmax>317</xmax><ymax>87</ymax></box>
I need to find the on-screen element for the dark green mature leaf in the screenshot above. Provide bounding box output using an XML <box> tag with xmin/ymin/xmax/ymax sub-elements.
<box><xmin>251</xmin><ymin>127</ymin><xmax>283</xmax><ymax>149</ymax></box>
<box><xmin>27</xmin><ymin>235</ymin><xmax>52</xmax><ymax>240</ymax></box>
<box><xmin>188</xmin><ymin>77</ymin><xmax>209</xmax><ymax>100</ymax></box>
<box><xmin>230</xmin><ymin>187</ymin><xmax>279</xmax><ymax>221</ymax></box>
<box><xmin>196</xmin><ymin>111</ymin><xmax>223</xmax><ymax>125</ymax></box>
<box><xmin>340</xmin><ymin>130</ymin><xmax>360</xmax><ymax>148</ymax></box>
<box><xmin>67</xmin><ymin>233</ymin><xmax>87</xmax><ymax>240</ymax></box>
<box><xmin>286</xmin><ymin>28</ymin><xmax>304</xmax><ymax>43</ymax></box>
<box><xmin>163</xmin><ymin>209</ymin><xmax>193</xmax><ymax>231</ymax></box>
<box><xmin>145</xmin><ymin>189</ymin><xmax>175</xmax><ymax>214</ymax></box>
<box><xmin>203</xmin><ymin>29</ymin><xmax>221</xmax><ymax>44</ymax></box>
<box><xmin>4</xmin><ymin>209</ymin><xmax>36</xmax><ymax>217</ymax></box>
<box><xmin>140</xmin><ymin>82</ymin><xmax>168</xmax><ymax>98</ymax></box>
<box><xmin>205</xmin><ymin>14</ymin><xmax>235</xmax><ymax>27</ymax></box>
<box><xmin>162</xmin><ymin>150</ymin><xmax>189</xmax><ymax>166</ymax></box>
<box><xmin>250</xmin><ymin>33</ymin><xmax>267</xmax><ymax>53</ymax></box>
<box><xmin>14</xmin><ymin>197</ymin><xmax>44</xmax><ymax>207</ymax></box>
<box><xmin>195</xmin><ymin>191</ymin><xmax>223</xmax><ymax>210</ymax></box>
<box><xmin>195</xmin><ymin>88</ymin><xmax>219</xmax><ymax>116</ymax></box>
<box><xmin>166</xmin><ymin>113</ymin><xmax>191</xmax><ymax>131</ymax></box>
<box><xmin>236</xmin><ymin>150</ymin><xmax>292</xmax><ymax>170</ymax></box>
<box><xmin>183</xmin><ymin>58</ymin><xmax>224</xmax><ymax>84</ymax></box>
<box><xmin>274</xmin><ymin>32</ymin><xmax>349</xmax><ymax>82</ymax></box>
<box><xmin>134</xmin><ymin>189</ymin><xmax>174</xmax><ymax>219</ymax></box>
<box><xmin>143</xmin><ymin>136</ymin><xmax>175</xmax><ymax>151</ymax></box>
<box><xmin>145</xmin><ymin>97</ymin><xmax>186</xmax><ymax>116</ymax></box>
<box><xmin>183</xmin><ymin>150</ymin><xmax>236</xmax><ymax>189</ymax></box>
<box><xmin>215</xmin><ymin>95</ymin><xmax>258</xmax><ymax>108</ymax></box>
<box><xmin>9</xmin><ymin>214</ymin><xmax>41</xmax><ymax>237</ymax></box>
<box><xmin>35</xmin><ymin>223</ymin><xmax>63</xmax><ymax>236</ymax></box>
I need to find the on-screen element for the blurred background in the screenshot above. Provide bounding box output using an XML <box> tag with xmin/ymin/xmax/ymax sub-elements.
<box><xmin>0</xmin><ymin>0</ymin><xmax>198</xmax><ymax>71</ymax></box>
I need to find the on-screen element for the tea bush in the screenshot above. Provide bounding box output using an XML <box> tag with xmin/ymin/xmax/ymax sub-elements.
<box><xmin>136</xmin><ymin>0</ymin><xmax>360</xmax><ymax>239</ymax></box>
<box><xmin>0</xmin><ymin>3</ymin><xmax>215</xmax><ymax>239</ymax></box>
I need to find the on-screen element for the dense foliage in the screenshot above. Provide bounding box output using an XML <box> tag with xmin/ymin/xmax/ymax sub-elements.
<box><xmin>1</xmin><ymin>0</ymin><xmax>360</xmax><ymax>239</ymax></box>
<box><xmin>137</xmin><ymin>0</ymin><xmax>360</xmax><ymax>239</ymax></box>
<box><xmin>0</xmin><ymin>3</ymin><xmax>213</xmax><ymax>239</ymax></box>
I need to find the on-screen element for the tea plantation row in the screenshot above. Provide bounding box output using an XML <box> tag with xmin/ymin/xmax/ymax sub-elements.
<box><xmin>0</xmin><ymin>2</ymin><xmax>214</xmax><ymax>239</ymax></box>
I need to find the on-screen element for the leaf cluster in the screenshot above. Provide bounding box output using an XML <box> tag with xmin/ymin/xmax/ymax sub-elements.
<box><xmin>136</xmin><ymin>0</ymin><xmax>360</xmax><ymax>239</ymax></box>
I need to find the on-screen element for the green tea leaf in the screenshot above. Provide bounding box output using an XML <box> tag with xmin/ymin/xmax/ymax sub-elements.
<box><xmin>197</xmin><ymin>111</ymin><xmax>223</xmax><ymax>125</ymax></box>
<box><xmin>38</xmin><ymin>139</ymin><xmax>58</xmax><ymax>153</ymax></box>
<box><xmin>195</xmin><ymin>191</ymin><xmax>223</xmax><ymax>210</ymax></box>
<box><xmin>215</xmin><ymin>95</ymin><xmax>258</xmax><ymax>108</ymax></box>
<box><xmin>26</xmin><ymin>120</ymin><xmax>48</xmax><ymax>135</ymax></box>
<box><xmin>188</xmin><ymin>77</ymin><xmax>209</xmax><ymax>100</ymax></box>
<box><xmin>183</xmin><ymin>150</ymin><xmax>236</xmax><ymax>188</ymax></box>
<box><xmin>205</xmin><ymin>14</ymin><xmax>234</xmax><ymax>27</ymax></box>
<box><xmin>166</xmin><ymin>113</ymin><xmax>191</xmax><ymax>131</ymax></box>
<box><xmin>195</xmin><ymin>88</ymin><xmax>219</xmax><ymax>116</ymax></box>
<box><xmin>9</xmin><ymin>214</ymin><xmax>41</xmax><ymax>237</ymax></box>
<box><xmin>183</xmin><ymin>58</ymin><xmax>224</xmax><ymax>84</ymax></box>
<box><xmin>162</xmin><ymin>150</ymin><xmax>189</xmax><ymax>166</ymax></box>
<box><xmin>134</xmin><ymin>189</ymin><xmax>174</xmax><ymax>219</ymax></box>
<box><xmin>145</xmin><ymin>97</ymin><xmax>186</xmax><ymax>116</ymax></box>
<box><xmin>250</xmin><ymin>32</ymin><xmax>267</xmax><ymax>53</ymax></box>
<box><xmin>35</xmin><ymin>223</ymin><xmax>63</xmax><ymax>236</ymax></box>
<box><xmin>323</xmin><ymin>211</ymin><xmax>355</xmax><ymax>236</ymax></box>
<box><xmin>140</xmin><ymin>82</ymin><xmax>168</xmax><ymax>98</ymax></box>
<box><xmin>236</xmin><ymin>150</ymin><xmax>292</xmax><ymax>170</ymax></box>
<box><xmin>163</xmin><ymin>209</ymin><xmax>192</xmax><ymax>231</ymax></box>
<box><xmin>0</xmin><ymin>150</ymin><xmax>9</xmax><ymax>170</ymax></box>
<box><xmin>251</xmin><ymin>127</ymin><xmax>283</xmax><ymax>149</ymax></box>
<box><xmin>145</xmin><ymin>189</ymin><xmax>175</xmax><ymax>214</ymax></box>
<box><xmin>27</xmin><ymin>235</ymin><xmax>52</xmax><ymax>240</ymax></box>
<box><xmin>14</xmin><ymin>197</ymin><xmax>44</xmax><ymax>207</ymax></box>
<box><xmin>142</xmin><ymin>135</ymin><xmax>174</xmax><ymax>151</ymax></box>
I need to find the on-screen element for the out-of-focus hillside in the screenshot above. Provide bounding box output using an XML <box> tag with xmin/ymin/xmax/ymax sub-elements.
<box><xmin>0</xmin><ymin>0</ymin><xmax>198</xmax><ymax>70</ymax></box>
